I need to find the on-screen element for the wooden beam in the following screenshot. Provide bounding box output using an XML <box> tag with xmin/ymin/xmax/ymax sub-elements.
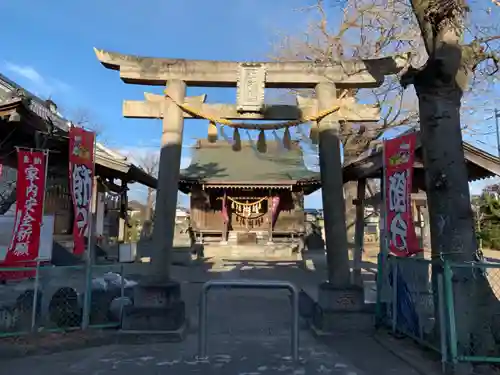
<box><xmin>144</xmin><ymin>93</ymin><xmax>206</xmax><ymax>103</ymax></box>
<box><xmin>95</xmin><ymin>48</ymin><xmax>410</xmax><ymax>89</ymax></box>
<box><xmin>124</xmin><ymin>96</ymin><xmax>380</xmax><ymax>122</ymax></box>
<box><xmin>123</xmin><ymin>94</ymin><xmax>206</xmax><ymax>119</ymax></box>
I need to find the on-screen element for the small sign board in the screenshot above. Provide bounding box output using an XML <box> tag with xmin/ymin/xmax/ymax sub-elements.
<box><xmin>236</xmin><ymin>63</ymin><xmax>266</xmax><ymax>113</ymax></box>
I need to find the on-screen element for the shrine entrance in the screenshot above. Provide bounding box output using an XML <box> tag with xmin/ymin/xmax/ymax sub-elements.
<box><xmin>94</xmin><ymin>48</ymin><xmax>408</xmax><ymax>288</ymax></box>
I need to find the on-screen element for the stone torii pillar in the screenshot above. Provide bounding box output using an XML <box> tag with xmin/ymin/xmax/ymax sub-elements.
<box><xmin>296</xmin><ymin>94</ymin><xmax>378</xmax><ymax>288</ymax></box>
<box><xmin>152</xmin><ymin>80</ymin><xmax>186</xmax><ymax>282</ymax></box>
<box><xmin>316</xmin><ymin>83</ymin><xmax>351</xmax><ymax>288</ymax></box>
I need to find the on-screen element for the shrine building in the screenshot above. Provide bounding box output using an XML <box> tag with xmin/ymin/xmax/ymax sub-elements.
<box><xmin>178</xmin><ymin>139</ymin><xmax>320</xmax><ymax>246</ymax></box>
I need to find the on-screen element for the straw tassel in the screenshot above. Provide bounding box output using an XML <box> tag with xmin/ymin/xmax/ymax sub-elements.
<box><xmin>256</xmin><ymin>130</ymin><xmax>267</xmax><ymax>153</ymax></box>
<box><xmin>232</xmin><ymin>128</ymin><xmax>241</xmax><ymax>151</ymax></box>
<box><xmin>220</xmin><ymin>126</ymin><xmax>231</xmax><ymax>144</ymax></box>
<box><xmin>207</xmin><ymin>121</ymin><xmax>218</xmax><ymax>143</ymax></box>
<box><xmin>282</xmin><ymin>127</ymin><xmax>292</xmax><ymax>149</ymax></box>
<box><xmin>309</xmin><ymin>123</ymin><xmax>319</xmax><ymax>145</ymax></box>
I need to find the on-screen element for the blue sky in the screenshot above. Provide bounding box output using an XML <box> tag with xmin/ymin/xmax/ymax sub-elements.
<box><xmin>0</xmin><ymin>0</ymin><xmax>498</xmax><ymax>208</ymax></box>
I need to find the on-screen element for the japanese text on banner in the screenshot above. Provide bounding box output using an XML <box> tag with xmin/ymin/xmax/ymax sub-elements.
<box><xmin>69</xmin><ymin>127</ymin><xmax>96</xmax><ymax>255</ymax></box>
<box><xmin>5</xmin><ymin>150</ymin><xmax>47</xmax><ymax>263</ymax></box>
<box><xmin>384</xmin><ymin>133</ymin><xmax>421</xmax><ymax>256</ymax></box>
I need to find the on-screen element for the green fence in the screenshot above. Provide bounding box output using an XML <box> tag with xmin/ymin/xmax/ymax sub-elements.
<box><xmin>443</xmin><ymin>260</ymin><xmax>500</xmax><ymax>364</ymax></box>
<box><xmin>0</xmin><ymin>263</ymin><xmax>142</xmax><ymax>337</ymax></box>
<box><xmin>377</xmin><ymin>255</ymin><xmax>500</xmax><ymax>367</ymax></box>
<box><xmin>376</xmin><ymin>256</ymin><xmax>447</xmax><ymax>360</ymax></box>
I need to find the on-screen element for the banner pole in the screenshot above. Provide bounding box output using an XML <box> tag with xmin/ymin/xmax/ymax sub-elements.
<box><xmin>40</xmin><ymin>150</ymin><xmax>50</xmax><ymax>258</ymax></box>
<box><xmin>81</xmin><ymin>132</ymin><xmax>97</xmax><ymax>330</ymax></box>
<box><xmin>381</xmin><ymin>139</ymin><xmax>390</xmax><ymax>258</ymax></box>
<box><xmin>30</xmin><ymin>259</ymin><xmax>40</xmax><ymax>332</ymax></box>
<box><xmin>376</xmin><ymin>140</ymin><xmax>388</xmax><ymax>325</ymax></box>
<box><xmin>30</xmin><ymin>150</ymin><xmax>49</xmax><ymax>331</ymax></box>
<box><xmin>40</xmin><ymin>150</ymin><xmax>49</xmax><ymax>217</ymax></box>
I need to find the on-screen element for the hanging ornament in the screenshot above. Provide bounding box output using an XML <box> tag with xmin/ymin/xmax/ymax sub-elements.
<box><xmin>232</xmin><ymin>128</ymin><xmax>241</xmax><ymax>151</ymax></box>
<box><xmin>207</xmin><ymin>121</ymin><xmax>218</xmax><ymax>143</ymax></box>
<box><xmin>282</xmin><ymin>127</ymin><xmax>292</xmax><ymax>149</ymax></box>
<box><xmin>309</xmin><ymin>122</ymin><xmax>319</xmax><ymax>145</ymax></box>
<box><xmin>256</xmin><ymin>130</ymin><xmax>267</xmax><ymax>153</ymax></box>
<box><xmin>220</xmin><ymin>126</ymin><xmax>232</xmax><ymax>145</ymax></box>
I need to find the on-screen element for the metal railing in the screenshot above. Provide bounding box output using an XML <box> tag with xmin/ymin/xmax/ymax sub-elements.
<box><xmin>376</xmin><ymin>255</ymin><xmax>500</xmax><ymax>368</ymax></box>
<box><xmin>197</xmin><ymin>279</ymin><xmax>300</xmax><ymax>361</ymax></box>
<box><xmin>443</xmin><ymin>260</ymin><xmax>500</xmax><ymax>364</ymax></box>
<box><xmin>376</xmin><ymin>256</ymin><xmax>447</xmax><ymax>368</ymax></box>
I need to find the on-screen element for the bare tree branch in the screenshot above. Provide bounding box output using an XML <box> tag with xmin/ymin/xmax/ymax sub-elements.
<box><xmin>133</xmin><ymin>152</ymin><xmax>159</xmax><ymax>222</ymax></box>
<box><xmin>71</xmin><ymin>107</ymin><xmax>104</xmax><ymax>135</ymax></box>
<box><xmin>273</xmin><ymin>0</ymin><xmax>500</xmax><ymax>159</ymax></box>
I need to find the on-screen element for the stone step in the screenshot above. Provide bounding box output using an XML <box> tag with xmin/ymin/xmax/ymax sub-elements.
<box><xmin>202</xmin><ymin>245</ymin><xmax>295</xmax><ymax>259</ymax></box>
<box><xmin>299</xmin><ymin>285</ymin><xmax>376</xmax><ymax>334</ymax></box>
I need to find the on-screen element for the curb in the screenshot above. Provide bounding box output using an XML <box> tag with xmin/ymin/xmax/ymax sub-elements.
<box><xmin>0</xmin><ymin>324</ymin><xmax>188</xmax><ymax>360</ymax></box>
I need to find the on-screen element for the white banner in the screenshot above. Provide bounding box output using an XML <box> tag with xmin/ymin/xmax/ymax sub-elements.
<box><xmin>0</xmin><ymin>215</ymin><xmax>54</xmax><ymax>262</ymax></box>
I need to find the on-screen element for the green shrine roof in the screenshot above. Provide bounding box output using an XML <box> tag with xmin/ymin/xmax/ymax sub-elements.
<box><xmin>180</xmin><ymin>139</ymin><xmax>320</xmax><ymax>189</ymax></box>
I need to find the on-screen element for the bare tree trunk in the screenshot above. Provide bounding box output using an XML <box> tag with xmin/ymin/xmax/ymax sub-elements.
<box><xmin>415</xmin><ymin>81</ymin><xmax>475</xmax><ymax>260</ymax></box>
<box><xmin>415</xmin><ymin>68</ymin><xmax>497</xmax><ymax>355</ymax></box>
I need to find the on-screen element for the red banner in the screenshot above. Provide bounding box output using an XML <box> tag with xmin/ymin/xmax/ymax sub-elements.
<box><xmin>69</xmin><ymin>127</ymin><xmax>95</xmax><ymax>255</ymax></box>
<box><xmin>4</xmin><ymin>150</ymin><xmax>47</xmax><ymax>264</ymax></box>
<box><xmin>383</xmin><ymin>133</ymin><xmax>421</xmax><ymax>256</ymax></box>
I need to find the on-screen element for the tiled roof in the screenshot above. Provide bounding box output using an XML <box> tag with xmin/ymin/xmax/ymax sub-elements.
<box><xmin>343</xmin><ymin>130</ymin><xmax>500</xmax><ymax>182</ymax></box>
<box><xmin>180</xmin><ymin>139</ymin><xmax>320</xmax><ymax>184</ymax></box>
<box><xmin>0</xmin><ymin>73</ymin><xmax>70</xmax><ymax>131</ymax></box>
<box><xmin>0</xmin><ymin>73</ymin><xmax>158</xmax><ymax>209</ymax></box>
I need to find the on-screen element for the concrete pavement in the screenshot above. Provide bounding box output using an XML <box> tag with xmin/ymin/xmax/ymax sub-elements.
<box><xmin>0</xmin><ymin>255</ymin><xmax>430</xmax><ymax>375</ymax></box>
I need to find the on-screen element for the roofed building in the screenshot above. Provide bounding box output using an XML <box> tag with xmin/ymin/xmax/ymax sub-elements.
<box><xmin>179</xmin><ymin>139</ymin><xmax>320</xmax><ymax>246</ymax></box>
<box><xmin>343</xmin><ymin>132</ymin><xmax>500</xmax><ymax>186</ymax></box>
<box><xmin>0</xmin><ymin>73</ymin><xmax>157</xmax><ymax>255</ymax></box>
<box><xmin>342</xmin><ymin>130</ymin><xmax>500</xmax><ymax>251</ymax></box>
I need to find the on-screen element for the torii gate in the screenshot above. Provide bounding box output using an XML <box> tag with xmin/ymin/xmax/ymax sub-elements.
<box><xmin>94</xmin><ymin>49</ymin><xmax>407</xmax><ymax>290</ymax></box>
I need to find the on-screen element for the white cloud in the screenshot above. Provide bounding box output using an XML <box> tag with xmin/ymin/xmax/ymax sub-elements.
<box><xmin>3</xmin><ymin>61</ymin><xmax>71</xmax><ymax>97</ymax></box>
<box><xmin>5</xmin><ymin>62</ymin><xmax>44</xmax><ymax>86</ymax></box>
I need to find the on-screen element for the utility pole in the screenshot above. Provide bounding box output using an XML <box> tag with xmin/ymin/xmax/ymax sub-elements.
<box><xmin>496</xmin><ymin>108</ymin><xmax>500</xmax><ymax>157</ymax></box>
